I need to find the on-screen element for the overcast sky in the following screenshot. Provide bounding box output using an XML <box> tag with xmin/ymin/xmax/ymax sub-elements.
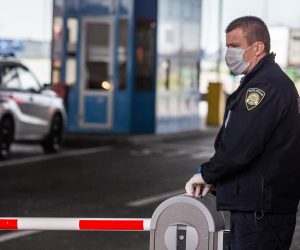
<box><xmin>0</xmin><ymin>0</ymin><xmax>52</xmax><ymax>41</ymax></box>
<box><xmin>202</xmin><ymin>0</ymin><xmax>300</xmax><ymax>53</ymax></box>
<box><xmin>0</xmin><ymin>0</ymin><xmax>300</xmax><ymax>49</ymax></box>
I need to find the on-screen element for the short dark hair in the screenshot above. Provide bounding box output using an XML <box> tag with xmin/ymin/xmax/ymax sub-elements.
<box><xmin>225</xmin><ymin>16</ymin><xmax>270</xmax><ymax>53</ymax></box>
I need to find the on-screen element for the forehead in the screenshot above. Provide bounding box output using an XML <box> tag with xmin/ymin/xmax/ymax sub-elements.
<box><xmin>226</xmin><ymin>28</ymin><xmax>248</xmax><ymax>47</ymax></box>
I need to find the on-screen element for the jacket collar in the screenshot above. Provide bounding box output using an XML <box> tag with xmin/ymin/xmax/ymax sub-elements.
<box><xmin>227</xmin><ymin>53</ymin><xmax>275</xmax><ymax>108</ymax></box>
<box><xmin>243</xmin><ymin>52</ymin><xmax>276</xmax><ymax>83</ymax></box>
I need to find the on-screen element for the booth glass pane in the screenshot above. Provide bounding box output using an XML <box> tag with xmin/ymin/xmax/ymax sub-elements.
<box><xmin>135</xmin><ymin>21</ymin><xmax>156</xmax><ymax>91</ymax></box>
<box><xmin>66</xmin><ymin>18</ymin><xmax>78</xmax><ymax>86</ymax></box>
<box><xmin>83</xmin><ymin>0</ymin><xmax>117</xmax><ymax>13</ymax></box>
<box><xmin>120</xmin><ymin>0</ymin><xmax>133</xmax><ymax>14</ymax></box>
<box><xmin>86</xmin><ymin>62</ymin><xmax>108</xmax><ymax>89</ymax></box>
<box><xmin>67</xmin><ymin>18</ymin><xmax>78</xmax><ymax>55</ymax></box>
<box><xmin>52</xmin><ymin>0</ymin><xmax>64</xmax><ymax>85</ymax></box>
<box><xmin>156</xmin><ymin>0</ymin><xmax>202</xmax><ymax>133</ymax></box>
<box><xmin>87</xmin><ymin>23</ymin><xmax>109</xmax><ymax>48</ymax></box>
<box><xmin>118</xmin><ymin>19</ymin><xmax>128</xmax><ymax>90</ymax></box>
<box><xmin>85</xmin><ymin>22</ymin><xmax>111</xmax><ymax>90</ymax></box>
<box><xmin>52</xmin><ymin>16</ymin><xmax>63</xmax><ymax>85</ymax></box>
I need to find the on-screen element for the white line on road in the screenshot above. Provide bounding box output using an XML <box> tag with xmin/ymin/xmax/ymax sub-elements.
<box><xmin>0</xmin><ymin>230</ymin><xmax>41</xmax><ymax>243</ymax></box>
<box><xmin>190</xmin><ymin>151</ymin><xmax>214</xmax><ymax>159</ymax></box>
<box><xmin>126</xmin><ymin>189</ymin><xmax>185</xmax><ymax>207</ymax></box>
<box><xmin>0</xmin><ymin>146</ymin><xmax>113</xmax><ymax>168</ymax></box>
<box><xmin>164</xmin><ymin>150</ymin><xmax>188</xmax><ymax>158</ymax></box>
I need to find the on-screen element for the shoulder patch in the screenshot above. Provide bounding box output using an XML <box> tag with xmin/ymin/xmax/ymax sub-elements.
<box><xmin>245</xmin><ymin>88</ymin><xmax>266</xmax><ymax>110</ymax></box>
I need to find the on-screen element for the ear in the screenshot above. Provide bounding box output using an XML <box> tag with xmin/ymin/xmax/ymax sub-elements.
<box><xmin>255</xmin><ymin>42</ymin><xmax>265</xmax><ymax>56</ymax></box>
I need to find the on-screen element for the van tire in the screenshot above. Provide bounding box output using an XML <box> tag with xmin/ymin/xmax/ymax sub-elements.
<box><xmin>42</xmin><ymin>113</ymin><xmax>63</xmax><ymax>153</ymax></box>
<box><xmin>0</xmin><ymin>116</ymin><xmax>14</xmax><ymax>160</ymax></box>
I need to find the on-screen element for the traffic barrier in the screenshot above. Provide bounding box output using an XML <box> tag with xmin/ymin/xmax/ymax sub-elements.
<box><xmin>0</xmin><ymin>218</ymin><xmax>151</xmax><ymax>231</ymax></box>
<box><xmin>0</xmin><ymin>195</ymin><xmax>228</xmax><ymax>250</ymax></box>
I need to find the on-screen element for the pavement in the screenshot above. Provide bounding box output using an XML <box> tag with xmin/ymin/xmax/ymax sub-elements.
<box><xmin>0</xmin><ymin>126</ymin><xmax>219</xmax><ymax>250</ymax></box>
<box><xmin>2</xmin><ymin>126</ymin><xmax>300</xmax><ymax>249</ymax></box>
<box><xmin>62</xmin><ymin>126</ymin><xmax>220</xmax><ymax>148</ymax></box>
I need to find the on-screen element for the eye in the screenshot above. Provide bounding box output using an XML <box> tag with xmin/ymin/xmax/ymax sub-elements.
<box><xmin>227</xmin><ymin>43</ymin><xmax>238</xmax><ymax>48</ymax></box>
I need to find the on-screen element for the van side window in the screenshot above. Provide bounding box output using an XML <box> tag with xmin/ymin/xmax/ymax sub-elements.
<box><xmin>17</xmin><ymin>67</ymin><xmax>41</xmax><ymax>93</ymax></box>
<box><xmin>1</xmin><ymin>66</ymin><xmax>21</xmax><ymax>90</ymax></box>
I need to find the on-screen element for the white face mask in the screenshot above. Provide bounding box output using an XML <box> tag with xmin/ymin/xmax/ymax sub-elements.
<box><xmin>225</xmin><ymin>45</ymin><xmax>256</xmax><ymax>75</ymax></box>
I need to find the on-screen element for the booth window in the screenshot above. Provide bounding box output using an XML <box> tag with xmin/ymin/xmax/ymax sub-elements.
<box><xmin>66</xmin><ymin>18</ymin><xmax>78</xmax><ymax>86</ymax></box>
<box><xmin>52</xmin><ymin>16</ymin><xmax>63</xmax><ymax>85</ymax></box>
<box><xmin>86</xmin><ymin>62</ymin><xmax>108</xmax><ymax>89</ymax></box>
<box><xmin>85</xmin><ymin>22</ymin><xmax>111</xmax><ymax>90</ymax></box>
<box><xmin>135</xmin><ymin>20</ymin><xmax>156</xmax><ymax>91</ymax></box>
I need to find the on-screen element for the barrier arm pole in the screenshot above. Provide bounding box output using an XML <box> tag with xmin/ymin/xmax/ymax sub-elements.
<box><xmin>0</xmin><ymin>218</ymin><xmax>151</xmax><ymax>231</ymax></box>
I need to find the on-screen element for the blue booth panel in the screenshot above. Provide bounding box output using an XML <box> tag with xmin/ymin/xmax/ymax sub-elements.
<box><xmin>84</xmin><ymin>95</ymin><xmax>108</xmax><ymax>124</ymax></box>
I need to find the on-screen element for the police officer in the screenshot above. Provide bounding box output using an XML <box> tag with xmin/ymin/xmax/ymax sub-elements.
<box><xmin>185</xmin><ymin>16</ymin><xmax>300</xmax><ymax>250</ymax></box>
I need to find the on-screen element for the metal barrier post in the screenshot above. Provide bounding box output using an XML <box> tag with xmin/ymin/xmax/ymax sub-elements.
<box><xmin>150</xmin><ymin>194</ymin><xmax>226</xmax><ymax>250</ymax></box>
<box><xmin>207</xmin><ymin>82</ymin><xmax>225</xmax><ymax>126</ymax></box>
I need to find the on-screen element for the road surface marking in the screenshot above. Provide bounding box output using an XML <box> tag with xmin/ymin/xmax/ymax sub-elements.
<box><xmin>164</xmin><ymin>149</ymin><xmax>188</xmax><ymax>157</ymax></box>
<box><xmin>190</xmin><ymin>151</ymin><xmax>214</xmax><ymax>159</ymax></box>
<box><xmin>0</xmin><ymin>230</ymin><xmax>41</xmax><ymax>243</ymax></box>
<box><xmin>0</xmin><ymin>146</ymin><xmax>113</xmax><ymax>168</ymax></box>
<box><xmin>126</xmin><ymin>189</ymin><xmax>184</xmax><ymax>207</ymax></box>
<box><xmin>129</xmin><ymin>148</ymin><xmax>152</xmax><ymax>156</ymax></box>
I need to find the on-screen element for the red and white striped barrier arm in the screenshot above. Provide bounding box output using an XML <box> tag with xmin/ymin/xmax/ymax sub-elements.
<box><xmin>0</xmin><ymin>218</ymin><xmax>151</xmax><ymax>231</ymax></box>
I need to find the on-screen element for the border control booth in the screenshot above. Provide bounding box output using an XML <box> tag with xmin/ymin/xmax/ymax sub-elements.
<box><xmin>52</xmin><ymin>0</ymin><xmax>202</xmax><ymax>134</ymax></box>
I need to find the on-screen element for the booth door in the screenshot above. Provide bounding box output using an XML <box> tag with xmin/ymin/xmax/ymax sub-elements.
<box><xmin>79</xmin><ymin>17</ymin><xmax>114</xmax><ymax>129</ymax></box>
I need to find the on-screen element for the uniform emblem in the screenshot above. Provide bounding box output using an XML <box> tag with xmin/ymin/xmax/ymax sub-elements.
<box><xmin>245</xmin><ymin>88</ymin><xmax>265</xmax><ymax>110</ymax></box>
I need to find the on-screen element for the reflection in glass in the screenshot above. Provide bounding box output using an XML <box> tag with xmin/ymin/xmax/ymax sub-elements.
<box><xmin>118</xmin><ymin>19</ymin><xmax>128</xmax><ymax>90</ymax></box>
<box><xmin>85</xmin><ymin>22</ymin><xmax>111</xmax><ymax>90</ymax></box>
<box><xmin>17</xmin><ymin>67</ymin><xmax>41</xmax><ymax>92</ymax></box>
<box><xmin>135</xmin><ymin>20</ymin><xmax>156</xmax><ymax>91</ymax></box>
<box><xmin>120</xmin><ymin>0</ymin><xmax>132</xmax><ymax>14</ymax></box>
<box><xmin>1</xmin><ymin>67</ymin><xmax>20</xmax><ymax>90</ymax></box>
<box><xmin>52</xmin><ymin>17</ymin><xmax>63</xmax><ymax>85</ymax></box>
<box><xmin>66</xmin><ymin>18</ymin><xmax>78</xmax><ymax>86</ymax></box>
<box><xmin>86</xmin><ymin>62</ymin><xmax>108</xmax><ymax>89</ymax></box>
<box><xmin>156</xmin><ymin>0</ymin><xmax>202</xmax><ymax>132</ymax></box>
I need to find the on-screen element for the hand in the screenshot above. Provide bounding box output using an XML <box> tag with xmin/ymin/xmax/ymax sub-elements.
<box><xmin>185</xmin><ymin>174</ymin><xmax>214</xmax><ymax>197</ymax></box>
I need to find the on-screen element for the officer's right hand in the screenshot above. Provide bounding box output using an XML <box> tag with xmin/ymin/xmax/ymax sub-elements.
<box><xmin>185</xmin><ymin>174</ymin><xmax>214</xmax><ymax>197</ymax></box>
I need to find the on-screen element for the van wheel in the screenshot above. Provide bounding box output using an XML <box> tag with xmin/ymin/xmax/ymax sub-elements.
<box><xmin>42</xmin><ymin>114</ymin><xmax>63</xmax><ymax>153</ymax></box>
<box><xmin>0</xmin><ymin>116</ymin><xmax>14</xmax><ymax>160</ymax></box>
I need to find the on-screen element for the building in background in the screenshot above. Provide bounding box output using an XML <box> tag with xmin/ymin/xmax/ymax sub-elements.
<box><xmin>269</xmin><ymin>27</ymin><xmax>300</xmax><ymax>83</ymax></box>
<box><xmin>156</xmin><ymin>0</ymin><xmax>202</xmax><ymax>133</ymax></box>
<box><xmin>51</xmin><ymin>0</ymin><xmax>203</xmax><ymax>134</ymax></box>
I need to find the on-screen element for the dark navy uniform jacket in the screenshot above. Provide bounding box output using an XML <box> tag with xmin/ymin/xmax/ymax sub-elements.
<box><xmin>202</xmin><ymin>53</ymin><xmax>300</xmax><ymax>213</ymax></box>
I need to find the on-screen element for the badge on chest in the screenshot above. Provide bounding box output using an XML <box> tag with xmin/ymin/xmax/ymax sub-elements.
<box><xmin>245</xmin><ymin>88</ymin><xmax>266</xmax><ymax>110</ymax></box>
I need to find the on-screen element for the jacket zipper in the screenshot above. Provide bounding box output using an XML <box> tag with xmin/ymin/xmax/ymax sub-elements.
<box><xmin>260</xmin><ymin>177</ymin><xmax>265</xmax><ymax>210</ymax></box>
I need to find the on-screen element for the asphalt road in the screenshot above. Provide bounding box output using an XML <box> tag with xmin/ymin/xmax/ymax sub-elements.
<box><xmin>0</xmin><ymin>132</ymin><xmax>299</xmax><ymax>250</ymax></box>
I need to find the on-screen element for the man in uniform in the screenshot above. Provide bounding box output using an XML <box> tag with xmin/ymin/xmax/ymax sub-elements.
<box><xmin>185</xmin><ymin>16</ymin><xmax>300</xmax><ymax>249</ymax></box>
